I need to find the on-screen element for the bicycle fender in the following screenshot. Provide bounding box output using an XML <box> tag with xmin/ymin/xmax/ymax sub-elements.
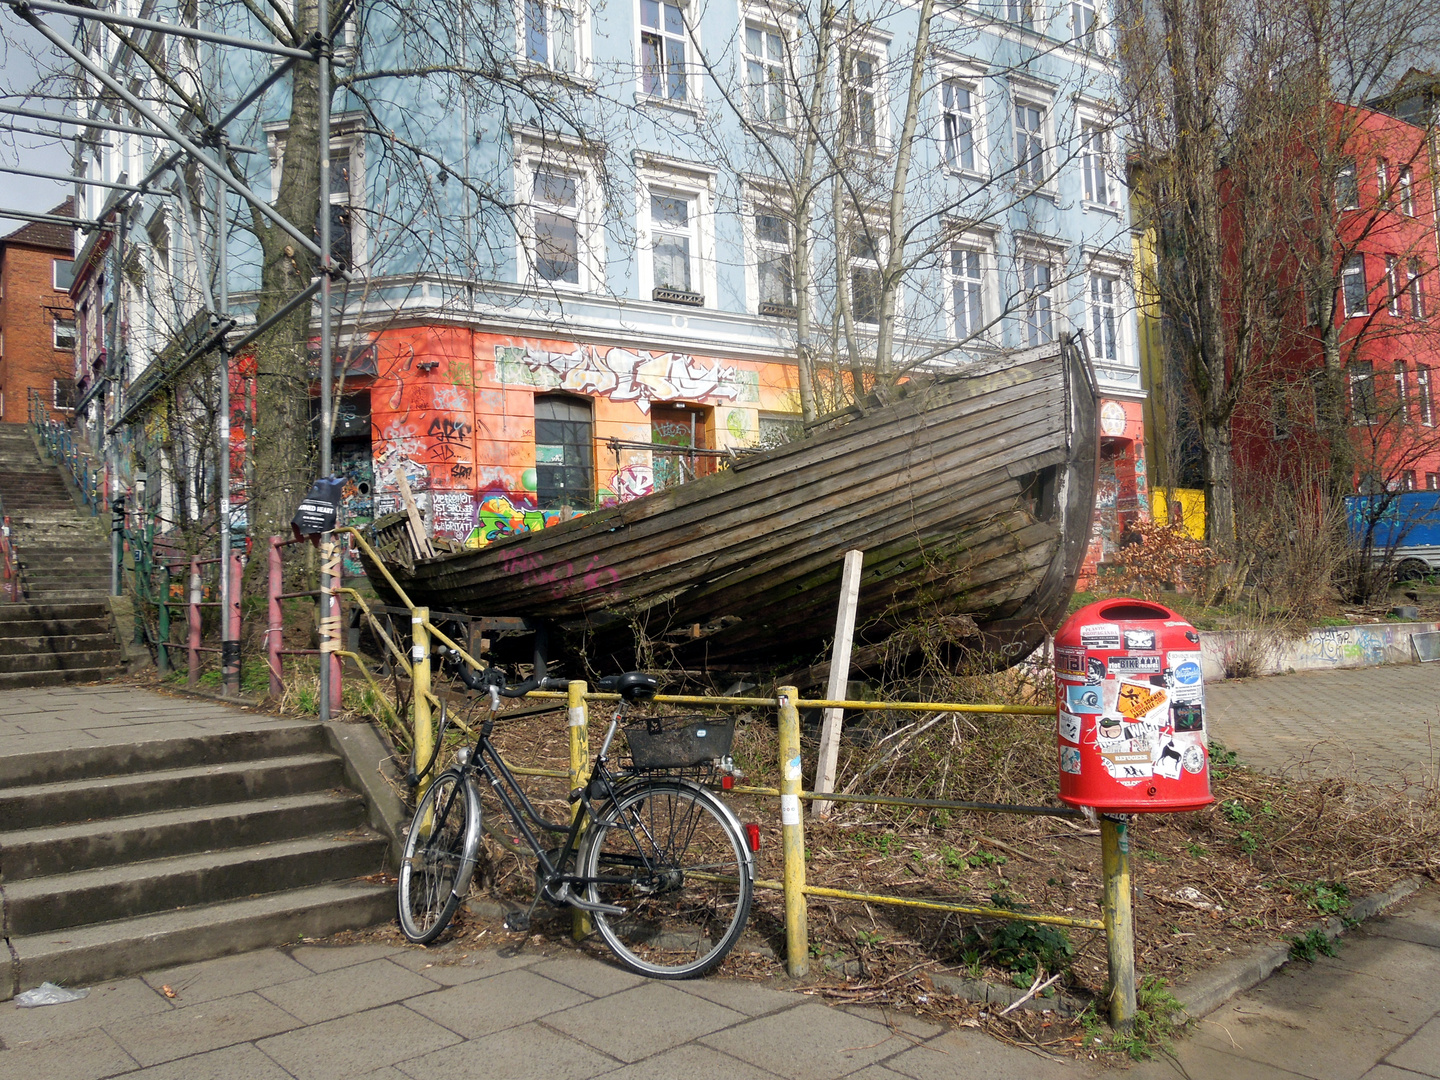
<box><xmin>451</xmin><ymin>770</ymin><xmax>486</xmax><ymax>900</ymax></box>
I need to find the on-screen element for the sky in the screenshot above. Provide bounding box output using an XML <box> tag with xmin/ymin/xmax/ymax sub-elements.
<box><xmin>1</xmin><ymin>13</ymin><xmax>81</xmax><ymax>237</ymax></box>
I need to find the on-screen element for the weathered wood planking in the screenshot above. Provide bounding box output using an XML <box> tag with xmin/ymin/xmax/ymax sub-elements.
<box><xmin>361</xmin><ymin>342</ymin><xmax>1098</xmax><ymax>672</ymax></box>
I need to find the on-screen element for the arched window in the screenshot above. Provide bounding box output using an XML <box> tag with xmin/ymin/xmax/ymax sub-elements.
<box><xmin>535</xmin><ymin>394</ymin><xmax>594</xmax><ymax>510</ymax></box>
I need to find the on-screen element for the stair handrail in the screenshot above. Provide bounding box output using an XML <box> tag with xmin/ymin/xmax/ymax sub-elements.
<box><xmin>0</xmin><ymin>492</ymin><xmax>19</xmax><ymax>602</ymax></box>
<box><xmin>29</xmin><ymin>388</ymin><xmax>106</xmax><ymax>517</ymax></box>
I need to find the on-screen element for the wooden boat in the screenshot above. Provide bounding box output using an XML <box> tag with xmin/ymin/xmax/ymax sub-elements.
<box><xmin>361</xmin><ymin>338</ymin><xmax>1099</xmax><ymax>677</ymax></box>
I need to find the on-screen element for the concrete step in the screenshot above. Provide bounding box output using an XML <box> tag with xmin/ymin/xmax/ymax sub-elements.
<box><xmin>0</xmin><ymin>722</ymin><xmax>327</xmax><ymax>787</ymax></box>
<box><xmin>0</xmin><ymin>790</ymin><xmax>370</xmax><ymax>880</ymax></box>
<box><xmin>0</xmin><ymin>752</ymin><xmax>347</xmax><ymax>829</ymax></box>
<box><xmin>0</xmin><ymin>600</ymin><xmax>109</xmax><ymax>623</ymax></box>
<box><xmin>0</xmin><ymin>632</ymin><xmax>121</xmax><ymax>655</ymax></box>
<box><xmin>0</xmin><ymin>648</ymin><xmax>124</xmax><ymax>673</ymax></box>
<box><xmin>3</xmin><ymin>833</ymin><xmax>388</xmax><ymax>934</ymax></box>
<box><xmin>0</xmin><ymin>665</ymin><xmax>125</xmax><ymax>690</ymax></box>
<box><xmin>0</xmin><ymin>618</ymin><xmax>112</xmax><ymax>638</ymax></box>
<box><xmin>7</xmin><ymin>880</ymin><xmax>395</xmax><ymax>997</ymax></box>
<box><xmin>16</xmin><ymin>588</ymin><xmax>113</xmax><ymax>602</ymax></box>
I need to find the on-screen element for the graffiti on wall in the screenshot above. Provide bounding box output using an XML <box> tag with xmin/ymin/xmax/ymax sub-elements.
<box><xmin>1295</xmin><ymin>625</ymin><xmax>1394</xmax><ymax>666</ymax></box>
<box><xmin>495</xmin><ymin>343</ymin><xmax>760</xmax><ymax>413</ymax></box>
<box><xmin>464</xmin><ymin>493</ymin><xmax>561</xmax><ymax>548</ymax></box>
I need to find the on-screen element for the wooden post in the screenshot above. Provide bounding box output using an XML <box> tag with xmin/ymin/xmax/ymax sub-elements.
<box><xmin>187</xmin><ymin>558</ymin><xmax>201</xmax><ymax>687</ymax></box>
<box><xmin>319</xmin><ymin>537</ymin><xmax>343</xmax><ymax>715</ymax></box>
<box><xmin>567</xmin><ymin>680</ymin><xmax>591</xmax><ymax>941</ymax></box>
<box><xmin>412</xmin><ymin>609</ymin><xmax>433</xmax><ymax>797</ymax></box>
<box><xmin>777</xmin><ymin>686</ymin><xmax>809</xmax><ymax>977</ymax></box>
<box><xmin>812</xmin><ymin>550</ymin><xmax>864</xmax><ymax>817</ymax></box>
<box><xmin>1101</xmin><ymin>815</ymin><xmax>1137</xmax><ymax>1028</ymax></box>
<box><xmin>267</xmin><ymin>538</ymin><xmax>283</xmax><ymax>697</ymax></box>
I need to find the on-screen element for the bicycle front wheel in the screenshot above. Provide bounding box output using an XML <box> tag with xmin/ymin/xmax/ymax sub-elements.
<box><xmin>579</xmin><ymin>781</ymin><xmax>753</xmax><ymax>978</ymax></box>
<box><xmin>398</xmin><ymin>769</ymin><xmax>479</xmax><ymax>944</ymax></box>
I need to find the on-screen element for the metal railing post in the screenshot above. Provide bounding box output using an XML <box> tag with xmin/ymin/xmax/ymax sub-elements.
<box><xmin>412</xmin><ymin>608</ymin><xmax>432</xmax><ymax>795</ymax></box>
<box><xmin>1101</xmin><ymin>815</ymin><xmax>1137</xmax><ymax>1028</ymax></box>
<box><xmin>567</xmin><ymin>679</ymin><xmax>590</xmax><ymax>940</ymax></box>
<box><xmin>267</xmin><ymin>537</ymin><xmax>284</xmax><ymax>697</ymax></box>
<box><xmin>777</xmin><ymin>685</ymin><xmax>809</xmax><ymax>978</ymax></box>
<box><xmin>157</xmin><ymin>563</ymin><xmax>172</xmax><ymax>673</ymax></box>
<box><xmin>187</xmin><ymin>557</ymin><xmax>202</xmax><ymax>686</ymax></box>
<box><xmin>319</xmin><ymin>536</ymin><xmax>342</xmax><ymax>715</ymax></box>
<box><xmin>223</xmin><ymin>549</ymin><xmax>243</xmax><ymax>696</ymax></box>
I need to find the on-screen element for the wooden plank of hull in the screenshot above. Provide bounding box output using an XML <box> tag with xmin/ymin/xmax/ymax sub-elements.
<box><xmin>389</xmin><ymin>384</ymin><xmax>1068</xmax><ymax>617</ymax></box>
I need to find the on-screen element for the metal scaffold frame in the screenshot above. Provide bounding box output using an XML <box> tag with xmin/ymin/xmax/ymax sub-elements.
<box><xmin>1</xmin><ymin>0</ymin><xmax>346</xmax><ymax>715</ymax></box>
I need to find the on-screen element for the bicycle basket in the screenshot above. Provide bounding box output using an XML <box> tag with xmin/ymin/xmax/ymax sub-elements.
<box><xmin>623</xmin><ymin>714</ymin><xmax>736</xmax><ymax>771</ymax></box>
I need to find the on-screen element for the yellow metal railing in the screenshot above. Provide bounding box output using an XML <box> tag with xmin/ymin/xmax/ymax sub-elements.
<box><xmin>328</xmin><ymin>524</ymin><xmax>1135</xmax><ymax>1026</ymax></box>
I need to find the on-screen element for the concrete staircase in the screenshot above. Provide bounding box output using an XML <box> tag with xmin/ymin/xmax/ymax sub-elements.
<box><xmin>0</xmin><ymin>719</ymin><xmax>395</xmax><ymax>998</ymax></box>
<box><xmin>0</xmin><ymin>422</ymin><xmax>124</xmax><ymax>687</ymax></box>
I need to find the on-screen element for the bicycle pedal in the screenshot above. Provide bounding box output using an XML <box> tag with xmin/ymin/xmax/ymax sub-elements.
<box><xmin>503</xmin><ymin>911</ymin><xmax>531</xmax><ymax>932</ymax></box>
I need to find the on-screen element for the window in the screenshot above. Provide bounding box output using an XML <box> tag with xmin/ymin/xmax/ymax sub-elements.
<box><xmin>843</xmin><ymin>51</ymin><xmax>881</xmax><ymax>148</ymax></box>
<box><xmin>1386</xmin><ymin>256</ymin><xmax>1401</xmax><ymax>315</ymax></box>
<box><xmin>1071</xmin><ymin>0</ymin><xmax>1098</xmax><ymax>50</ymax></box>
<box><xmin>53</xmin><ymin>317</ymin><xmax>76</xmax><ymax>350</ymax></box>
<box><xmin>650</xmin><ymin>189</ymin><xmax>701</xmax><ymax>302</ymax></box>
<box><xmin>1427</xmin><ymin>472</ymin><xmax>1439</xmax><ymax>491</ymax></box>
<box><xmin>1403</xmin><ymin>470</ymin><xmax>1418</xmax><ymax>492</ymax></box>
<box><xmin>1378</xmin><ymin>160</ymin><xmax>1391</xmax><ymax>206</ymax></box>
<box><xmin>1081</xmin><ymin>122</ymin><xmax>1112</xmax><ymax>205</ymax></box>
<box><xmin>524</xmin><ymin>0</ymin><xmax>581</xmax><ymax>74</ymax></box>
<box><xmin>1022</xmin><ymin>256</ymin><xmax>1053</xmax><ymax>346</ymax></box>
<box><xmin>1394</xmin><ymin>360</ymin><xmax>1410</xmax><ymax>422</ymax></box>
<box><xmin>754</xmin><ymin>210</ymin><xmax>794</xmax><ymax>315</ymax></box>
<box><xmin>1341</xmin><ymin>254</ymin><xmax>1368</xmax><ymax>316</ymax></box>
<box><xmin>1399</xmin><ymin>167</ymin><xmax>1415</xmax><ymax>215</ymax></box>
<box><xmin>941</xmin><ymin>79</ymin><xmax>978</xmax><ymax>173</ymax></box>
<box><xmin>1419</xmin><ymin>365</ymin><xmax>1434</xmax><ymax>426</ymax></box>
<box><xmin>1408</xmin><ymin>259</ymin><xmax>1427</xmax><ymax>318</ymax></box>
<box><xmin>640</xmin><ymin>0</ymin><xmax>688</xmax><ymax>101</ymax></box>
<box><xmin>849</xmin><ymin>232</ymin><xmax>883</xmax><ymax>325</ymax></box>
<box><xmin>269</xmin><ymin>122</ymin><xmax>366</xmax><ymax>271</ymax></box>
<box><xmin>532</xmin><ymin>168</ymin><xmax>584</xmax><ymax>286</ymax></box>
<box><xmin>744</xmin><ymin>23</ymin><xmax>786</xmax><ymax>123</ymax></box>
<box><xmin>326</xmin><ymin>146</ymin><xmax>357</xmax><ymax>271</ymax></box>
<box><xmin>52</xmin><ymin>258</ymin><xmax>75</xmax><ymax>291</ymax></box>
<box><xmin>53</xmin><ymin>378</ymin><xmax>76</xmax><ymax>410</ymax></box>
<box><xmin>947</xmin><ymin>246</ymin><xmax>985</xmax><ymax>340</ymax></box>
<box><xmin>1349</xmin><ymin>360</ymin><xmax>1377</xmax><ymax>424</ymax></box>
<box><xmin>1336</xmin><ymin>160</ymin><xmax>1359</xmax><ymax>210</ymax></box>
<box><xmin>1089</xmin><ymin>271</ymin><xmax>1119</xmax><ymax>362</ymax></box>
<box><xmin>534</xmin><ymin>395</ymin><xmax>594</xmax><ymax>510</ymax></box>
<box><xmin>1007</xmin><ymin>0</ymin><xmax>1034</xmax><ymax>29</ymax></box>
<box><xmin>1014</xmin><ymin>100</ymin><xmax>1047</xmax><ymax>187</ymax></box>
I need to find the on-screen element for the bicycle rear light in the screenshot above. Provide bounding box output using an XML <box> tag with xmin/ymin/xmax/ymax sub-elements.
<box><xmin>744</xmin><ymin>822</ymin><xmax>761</xmax><ymax>852</ymax></box>
<box><xmin>721</xmin><ymin>774</ymin><xmax>734</xmax><ymax>790</ymax></box>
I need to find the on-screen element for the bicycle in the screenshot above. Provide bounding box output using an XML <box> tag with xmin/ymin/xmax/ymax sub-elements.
<box><xmin>396</xmin><ymin>660</ymin><xmax>755</xmax><ymax>979</ymax></box>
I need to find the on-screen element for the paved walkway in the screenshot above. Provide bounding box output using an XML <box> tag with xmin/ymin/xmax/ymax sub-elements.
<box><xmin>1</xmin><ymin>671</ymin><xmax>1438</xmax><ymax>1080</ymax></box>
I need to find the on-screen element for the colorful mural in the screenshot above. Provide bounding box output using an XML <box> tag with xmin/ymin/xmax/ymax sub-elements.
<box><xmin>364</xmin><ymin>328</ymin><xmax>800</xmax><ymax>550</ymax></box>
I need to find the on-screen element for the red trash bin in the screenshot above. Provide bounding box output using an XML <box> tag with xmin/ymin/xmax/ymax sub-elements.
<box><xmin>1054</xmin><ymin>599</ymin><xmax>1212</xmax><ymax>813</ymax></box>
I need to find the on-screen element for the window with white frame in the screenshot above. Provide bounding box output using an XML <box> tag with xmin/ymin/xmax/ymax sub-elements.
<box><xmin>1418</xmin><ymin>364</ymin><xmax>1434</xmax><ymax>426</ymax></box>
<box><xmin>1378</xmin><ymin>159</ymin><xmax>1391</xmax><ymax>206</ymax></box>
<box><xmin>1387</xmin><ymin>255</ymin><xmax>1402</xmax><ymax>315</ymax></box>
<box><xmin>640</xmin><ymin>0</ymin><xmax>689</xmax><ymax>102</ymax></box>
<box><xmin>52</xmin><ymin>258</ymin><xmax>75</xmax><ymax>291</ymax></box>
<box><xmin>1021</xmin><ymin>254</ymin><xmax>1053</xmax><ymax>346</ymax></box>
<box><xmin>1088</xmin><ymin>270</ymin><xmax>1121</xmax><ymax>363</ymax></box>
<box><xmin>269</xmin><ymin>122</ymin><xmax>366</xmax><ymax>271</ymax></box>
<box><xmin>1399</xmin><ymin>166</ymin><xmax>1415</xmax><ymax>215</ymax></box>
<box><xmin>843</xmin><ymin>50</ymin><xmax>882</xmax><ymax>149</ymax></box>
<box><xmin>849</xmin><ymin>231</ymin><xmax>883</xmax><ymax>325</ymax></box>
<box><xmin>753</xmin><ymin>209</ymin><xmax>794</xmax><ymax>315</ymax></box>
<box><xmin>947</xmin><ymin>244</ymin><xmax>986</xmax><ymax>340</ymax></box>
<box><xmin>1394</xmin><ymin>360</ymin><xmax>1411</xmax><ymax>422</ymax></box>
<box><xmin>1070</xmin><ymin>0</ymin><xmax>1099</xmax><ymax>50</ymax></box>
<box><xmin>1349</xmin><ymin>360</ymin><xmax>1377</xmax><ymax>424</ymax></box>
<box><xmin>523</xmin><ymin>0</ymin><xmax>583</xmax><ymax>74</ymax></box>
<box><xmin>1007</xmin><ymin>0</ymin><xmax>1034</xmax><ymax>30</ymax></box>
<box><xmin>1409</xmin><ymin>258</ymin><xmax>1427</xmax><ymax>318</ymax></box>
<box><xmin>744</xmin><ymin>22</ymin><xmax>786</xmax><ymax>124</ymax></box>
<box><xmin>1014</xmin><ymin>96</ymin><xmax>1048</xmax><ymax>188</ymax></box>
<box><xmin>1081</xmin><ymin>120</ymin><xmax>1114</xmax><ymax>207</ymax></box>
<box><xmin>1341</xmin><ymin>254</ymin><xmax>1368</xmax><ymax>316</ymax></box>
<box><xmin>941</xmin><ymin>77</ymin><xmax>980</xmax><ymax>174</ymax></box>
<box><xmin>639</xmin><ymin>169</ymin><xmax>714</xmax><ymax>305</ymax></box>
<box><xmin>531</xmin><ymin>167</ymin><xmax>585</xmax><ymax>286</ymax></box>
<box><xmin>53</xmin><ymin>378</ymin><xmax>76</xmax><ymax>410</ymax></box>
<box><xmin>1335</xmin><ymin>159</ymin><xmax>1359</xmax><ymax>210</ymax></box>
<box><xmin>53</xmin><ymin>317</ymin><xmax>76</xmax><ymax>350</ymax></box>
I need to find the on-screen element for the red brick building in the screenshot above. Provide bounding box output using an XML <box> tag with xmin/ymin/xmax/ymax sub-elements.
<box><xmin>0</xmin><ymin>201</ymin><xmax>77</xmax><ymax>424</ymax></box>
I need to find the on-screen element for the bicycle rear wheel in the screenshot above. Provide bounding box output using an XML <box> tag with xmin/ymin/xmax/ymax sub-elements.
<box><xmin>578</xmin><ymin>780</ymin><xmax>752</xmax><ymax>978</ymax></box>
<box><xmin>398</xmin><ymin>769</ymin><xmax>479</xmax><ymax>943</ymax></box>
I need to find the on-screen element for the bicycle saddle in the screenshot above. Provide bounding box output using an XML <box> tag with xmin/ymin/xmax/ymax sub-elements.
<box><xmin>596</xmin><ymin>671</ymin><xmax>658</xmax><ymax>701</ymax></box>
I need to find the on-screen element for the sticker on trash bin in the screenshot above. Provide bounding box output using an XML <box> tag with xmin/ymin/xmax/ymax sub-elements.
<box><xmin>1108</xmin><ymin>654</ymin><xmax>1161</xmax><ymax>675</ymax></box>
<box><xmin>1055</xmin><ymin>646</ymin><xmax>1086</xmax><ymax>676</ymax></box>
<box><xmin>1058</xmin><ymin>709</ymin><xmax>1082</xmax><ymax>744</ymax></box>
<box><xmin>1172</xmin><ymin>659</ymin><xmax>1202</xmax><ymax>685</ymax></box>
<box><xmin>1154</xmin><ymin>741</ymin><xmax>1184</xmax><ymax>780</ymax></box>
<box><xmin>1101</xmin><ymin>749</ymin><xmax>1153</xmax><ymax>780</ymax></box>
<box><xmin>1182</xmin><ymin>745</ymin><xmax>1206</xmax><ymax>773</ymax></box>
<box><xmin>1123</xmin><ymin>629</ymin><xmax>1157</xmax><ymax>650</ymax></box>
<box><xmin>1080</xmin><ymin>623</ymin><xmax>1121</xmax><ymax>649</ymax></box>
<box><xmin>1116</xmin><ymin>680</ymin><xmax>1167</xmax><ymax>721</ymax></box>
<box><xmin>1171</xmin><ymin>702</ymin><xmax>1204</xmax><ymax>733</ymax></box>
<box><xmin>1065</xmin><ymin>683</ymin><xmax>1102</xmax><ymax>713</ymax></box>
<box><xmin>1086</xmin><ymin>657</ymin><xmax>1106</xmax><ymax>684</ymax></box>
<box><xmin>1060</xmin><ymin>746</ymin><xmax>1082</xmax><ymax>774</ymax></box>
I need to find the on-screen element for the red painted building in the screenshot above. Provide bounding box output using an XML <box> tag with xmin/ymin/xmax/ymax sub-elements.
<box><xmin>1232</xmin><ymin>105</ymin><xmax>1440</xmax><ymax>494</ymax></box>
<box><xmin>0</xmin><ymin>201</ymin><xmax>76</xmax><ymax>423</ymax></box>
